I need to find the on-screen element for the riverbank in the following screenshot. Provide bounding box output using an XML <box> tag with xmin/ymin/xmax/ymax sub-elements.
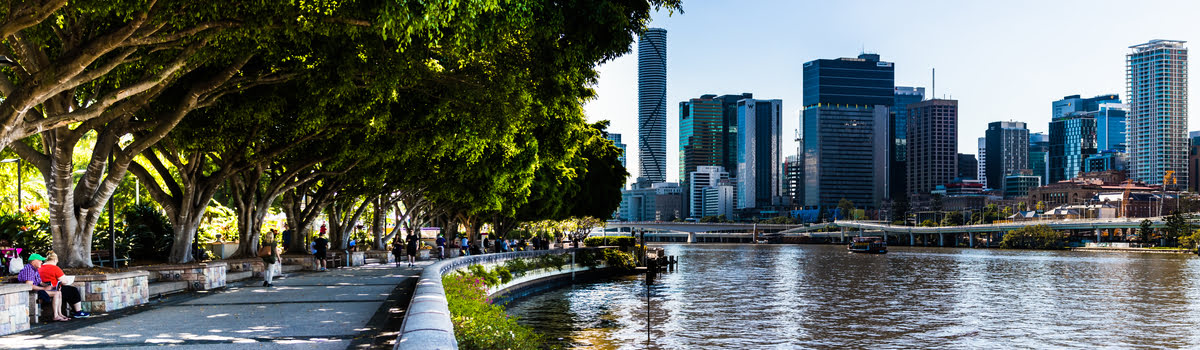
<box><xmin>1072</xmin><ymin>246</ymin><xmax>1197</xmax><ymax>254</ymax></box>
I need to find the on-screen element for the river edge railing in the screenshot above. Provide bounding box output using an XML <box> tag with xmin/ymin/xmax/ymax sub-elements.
<box><xmin>395</xmin><ymin>248</ymin><xmax>594</xmax><ymax>350</ymax></box>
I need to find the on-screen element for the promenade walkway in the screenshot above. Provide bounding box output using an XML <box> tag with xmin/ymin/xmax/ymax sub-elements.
<box><xmin>0</xmin><ymin>261</ymin><xmax>430</xmax><ymax>349</ymax></box>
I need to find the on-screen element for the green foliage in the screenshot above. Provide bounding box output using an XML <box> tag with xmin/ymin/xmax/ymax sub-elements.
<box><xmin>920</xmin><ymin>219</ymin><xmax>938</xmax><ymax>227</ymax></box>
<box><xmin>124</xmin><ymin>204</ymin><xmax>174</xmax><ymax>261</ymax></box>
<box><xmin>0</xmin><ymin>213</ymin><xmax>52</xmax><ymax>259</ymax></box>
<box><xmin>838</xmin><ymin>199</ymin><xmax>855</xmax><ymax>220</ymax></box>
<box><xmin>583</xmin><ymin>236</ymin><xmax>636</xmax><ymax>247</ymax></box>
<box><xmin>1139</xmin><ymin>219</ymin><xmax>1154</xmax><ymax>243</ymax></box>
<box><xmin>941</xmin><ymin>212</ymin><xmax>964</xmax><ymax>227</ymax></box>
<box><xmin>443</xmin><ymin>274</ymin><xmax>543</xmax><ymax>350</ymax></box>
<box><xmin>1163</xmin><ymin>212</ymin><xmax>1193</xmax><ymax>247</ymax></box>
<box><xmin>700</xmin><ymin>215</ymin><xmax>730</xmax><ymax>223</ymax></box>
<box><xmin>1181</xmin><ymin>229</ymin><xmax>1200</xmax><ymax>251</ymax></box>
<box><xmin>602</xmin><ymin>249</ymin><xmax>637</xmax><ymax>271</ymax></box>
<box><xmin>1000</xmin><ymin>225</ymin><xmax>1065</xmax><ymax>250</ymax></box>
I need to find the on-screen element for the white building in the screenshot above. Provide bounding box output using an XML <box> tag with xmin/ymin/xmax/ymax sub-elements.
<box><xmin>1127</xmin><ymin>40</ymin><xmax>1188</xmax><ymax>189</ymax></box>
<box><xmin>689</xmin><ymin>166</ymin><xmax>729</xmax><ymax>218</ymax></box>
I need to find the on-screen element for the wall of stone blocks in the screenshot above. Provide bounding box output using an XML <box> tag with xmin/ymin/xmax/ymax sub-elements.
<box><xmin>76</xmin><ymin>271</ymin><xmax>150</xmax><ymax>313</ymax></box>
<box><xmin>0</xmin><ymin>284</ymin><xmax>31</xmax><ymax>336</ymax></box>
<box><xmin>140</xmin><ymin>262</ymin><xmax>228</xmax><ymax>291</ymax></box>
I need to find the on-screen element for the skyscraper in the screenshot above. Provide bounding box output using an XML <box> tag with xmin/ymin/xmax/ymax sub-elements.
<box><xmin>906</xmin><ymin>99</ymin><xmax>958</xmax><ymax>196</ymax></box>
<box><xmin>802</xmin><ymin>53</ymin><xmax>894</xmax><ymax>209</ymax></box>
<box><xmin>957</xmin><ymin>154</ymin><xmax>977</xmax><ymax>180</ymax></box>
<box><xmin>985</xmin><ymin>121</ymin><xmax>1030</xmax><ymax>192</ymax></box>
<box><xmin>1095</xmin><ymin>102</ymin><xmax>1128</xmax><ymax>152</ymax></box>
<box><xmin>637</xmin><ymin>28</ymin><xmax>667</xmax><ymax>183</ymax></box>
<box><xmin>679</xmin><ymin>96</ymin><xmax>723</xmax><ymax>183</ymax></box>
<box><xmin>892</xmin><ymin>86</ymin><xmax>925</xmax><ymax>200</ymax></box>
<box><xmin>978</xmin><ymin>137</ymin><xmax>988</xmax><ymax>188</ymax></box>
<box><xmin>784</xmin><ymin>155</ymin><xmax>804</xmax><ymax>206</ymax></box>
<box><xmin>689</xmin><ymin>166</ymin><xmax>729</xmax><ymax>218</ymax></box>
<box><xmin>1049</xmin><ymin>113</ymin><xmax>1097</xmax><ymax>183</ymax></box>
<box><xmin>1127</xmin><ymin>40</ymin><xmax>1188</xmax><ymax>189</ymax></box>
<box><xmin>605</xmin><ymin>133</ymin><xmax>627</xmax><ymax>170</ymax></box>
<box><xmin>736</xmin><ymin>98</ymin><xmax>782</xmax><ymax>209</ymax></box>
<box><xmin>1029</xmin><ymin>132</ymin><xmax>1049</xmax><ymax>185</ymax></box>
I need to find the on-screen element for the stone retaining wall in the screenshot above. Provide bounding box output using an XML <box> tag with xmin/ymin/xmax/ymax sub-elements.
<box><xmin>224</xmin><ymin>258</ymin><xmax>267</xmax><ymax>278</ymax></box>
<box><xmin>395</xmin><ymin>249</ymin><xmax>598</xmax><ymax>350</ymax></box>
<box><xmin>279</xmin><ymin>255</ymin><xmax>318</xmax><ymax>270</ymax></box>
<box><xmin>363</xmin><ymin>250</ymin><xmax>395</xmax><ymax>263</ymax></box>
<box><xmin>75</xmin><ymin>271</ymin><xmax>150</xmax><ymax>313</ymax></box>
<box><xmin>0</xmin><ymin>284</ymin><xmax>32</xmax><ymax>335</ymax></box>
<box><xmin>138</xmin><ymin>262</ymin><xmax>227</xmax><ymax>290</ymax></box>
<box><xmin>330</xmin><ymin>251</ymin><xmax>366</xmax><ymax>267</ymax></box>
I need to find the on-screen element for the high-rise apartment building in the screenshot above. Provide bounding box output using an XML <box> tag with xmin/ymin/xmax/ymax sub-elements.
<box><xmin>1127</xmin><ymin>39</ymin><xmax>1188</xmax><ymax>189</ymax></box>
<box><xmin>1029</xmin><ymin>132</ymin><xmax>1050</xmax><ymax>185</ymax></box>
<box><xmin>891</xmin><ymin>86</ymin><xmax>925</xmax><ymax>200</ymax></box>
<box><xmin>679</xmin><ymin>96</ymin><xmax>723</xmax><ymax>182</ymax></box>
<box><xmin>637</xmin><ymin>28</ymin><xmax>667</xmax><ymax>183</ymax></box>
<box><xmin>906</xmin><ymin>99</ymin><xmax>958</xmax><ymax>196</ymax></box>
<box><xmin>688</xmin><ymin>166</ymin><xmax>729</xmax><ymax>218</ymax></box>
<box><xmin>801</xmin><ymin>53</ymin><xmax>894</xmax><ymax>209</ymax></box>
<box><xmin>736</xmin><ymin>98</ymin><xmax>782</xmax><ymax>209</ymax></box>
<box><xmin>985</xmin><ymin>121</ymin><xmax>1030</xmax><ymax>192</ymax></box>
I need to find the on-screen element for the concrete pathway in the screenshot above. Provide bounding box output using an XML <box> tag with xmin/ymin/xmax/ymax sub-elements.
<box><xmin>0</xmin><ymin>261</ymin><xmax>431</xmax><ymax>349</ymax></box>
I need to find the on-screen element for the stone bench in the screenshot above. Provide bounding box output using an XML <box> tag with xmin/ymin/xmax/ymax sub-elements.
<box><xmin>329</xmin><ymin>251</ymin><xmax>366</xmax><ymax>268</ymax></box>
<box><xmin>0</xmin><ymin>283</ymin><xmax>32</xmax><ymax>336</ymax></box>
<box><xmin>136</xmin><ymin>262</ymin><xmax>227</xmax><ymax>291</ymax></box>
<box><xmin>279</xmin><ymin>255</ymin><xmax>318</xmax><ymax>271</ymax></box>
<box><xmin>74</xmin><ymin>271</ymin><xmax>149</xmax><ymax>313</ymax></box>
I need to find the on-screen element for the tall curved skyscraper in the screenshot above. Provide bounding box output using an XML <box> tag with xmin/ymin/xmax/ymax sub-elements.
<box><xmin>638</xmin><ymin>28</ymin><xmax>667</xmax><ymax>183</ymax></box>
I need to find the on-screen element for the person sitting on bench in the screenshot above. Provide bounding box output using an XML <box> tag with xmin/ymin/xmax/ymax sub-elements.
<box><xmin>40</xmin><ymin>252</ymin><xmax>90</xmax><ymax>318</ymax></box>
<box><xmin>17</xmin><ymin>253</ymin><xmax>69</xmax><ymax>322</ymax></box>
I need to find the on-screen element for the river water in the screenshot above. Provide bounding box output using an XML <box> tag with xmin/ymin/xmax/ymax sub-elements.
<box><xmin>505</xmin><ymin>244</ymin><xmax>1200</xmax><ymax>349</ymax></box>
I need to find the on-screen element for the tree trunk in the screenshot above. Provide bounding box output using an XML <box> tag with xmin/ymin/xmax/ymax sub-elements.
<box><xmin>371</xmin><ymin>197</ymin><xmax>386</xmax><ymax>250</ymax></box>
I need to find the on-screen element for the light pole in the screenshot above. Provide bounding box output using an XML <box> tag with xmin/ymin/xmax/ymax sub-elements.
<box><xmin>0</xmin><ymin>159</ymin><xmax>20</xmax><ymax>213</ymax></box>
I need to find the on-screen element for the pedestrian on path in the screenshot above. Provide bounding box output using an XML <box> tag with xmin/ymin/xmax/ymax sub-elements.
<box><xmin>436</xmin><ymin>234</ymin><xmax>446</xmax><ymax>259</ymax></box>
<box><xmin>18</xmin><ymin>253</ymin><xmax>68</xmax><ymax>322</ymax></box>
<box><xmin>259</xmin><ymin>231</ymin><xmax>280</xmax><ymax>287</ymax></box>
<box><xmin>391</xmin><ymin>237</ymin><xmax>404</xmax><ymax>267</ymax></box>
<box><xmin>40</xmin><ymin>252</ymin><xmax>89</xmax><ymax>318</ymax></box>
<box><xmin>405</xmin><ymin>232</ymin><xmax>418</xmax><ymax>267</ymax></box>
<box><xmin>314</xmin><ymin>227</ymin><xmax>329</xmax><ymax>271</ymax></box>
<box><xmin>460</xmin><ymin>236</ymin><xmax>469</xmax><ymax>256</ymax></box>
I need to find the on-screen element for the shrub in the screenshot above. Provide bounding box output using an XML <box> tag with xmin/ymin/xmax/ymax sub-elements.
<box><xmin>123</xmin><ymin>204</ymin><xmax>174</xmax><ymax>261</ymax></box>
<box><xmin>583</xmin><ymin>236</ymin><xmax>635</xmax><ymax>247</ymax></box>
<box><xmin>0</xmin><ymin>213</ymin><xmax>51</xmax><ymax>259</ymax></box>
<box><xmin>443</xmin><ymin>274</ymin><xmax>542</xmax><ymax>350</ymax></box>
<box><xmin>1000</xmin><ymin>225</ymin><xmax>1065</xmax><ymax>250</ymax></box>
<box><xmin>602</xmin><ymin>249</ymin><xmax>636</xmax><ymax>270</ymax></box>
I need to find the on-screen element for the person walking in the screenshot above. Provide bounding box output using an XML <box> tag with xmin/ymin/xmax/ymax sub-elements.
<box><xmin>405</xmin><ymin>232</ymin><xmax>419</xmax><ymax>267</ymax></box>
<box><xmin>435</xmin><ymin>234</ymin><xmax>446</xmax><ymax>259</ymax></box>
<box><xmin>391</xmin><ymin>237</ymin><xmax>404</xmax><ymax>267</ymax></box>
<box><xmin>40</xmin><ymin>252</ymin><xmax>89</xmax><ymax>318</ymax></box>
<box><xmin>18</xmin><ymin>253</ymin><xmax>68</xmax><ymax>322</ymax></box>
<box><xmin>259</xmin><ymin>231</ymin><xmax>280</xmax><ymax>287</ymax></box>
<box><xmin>313</xmin><ymin>229</ymin><xmax>329</xmax><ymax>272</ymax></box>
<box><xmin>460</xmin><ymin>236</ymin><xmax>469</xmax><ymax>256</ymax></box>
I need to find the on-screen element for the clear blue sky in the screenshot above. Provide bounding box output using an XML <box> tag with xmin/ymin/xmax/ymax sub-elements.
<box><xmin>584</xmin><ymin>0</ymin><xmax>1200</xmax><ymax>183</ymax></box>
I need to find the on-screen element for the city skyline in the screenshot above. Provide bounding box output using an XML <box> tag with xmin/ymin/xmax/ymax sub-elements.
<box><xmin>584</xmin><ymin>0</ymin><xmax>1200</xmax><ymax>183</ymax></box>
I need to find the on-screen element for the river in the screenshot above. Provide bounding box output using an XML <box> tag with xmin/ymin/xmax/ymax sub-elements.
<box><xmin>504</xmin><ymin>244</ymin><xmax>1200</xmax><ymax>349</ymax></box>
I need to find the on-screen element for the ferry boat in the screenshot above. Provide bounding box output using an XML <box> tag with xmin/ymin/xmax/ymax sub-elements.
<box><xmin>848</xmin><ymin>237</ymin><xmax>887</xmax><ymax>254</ymax></box>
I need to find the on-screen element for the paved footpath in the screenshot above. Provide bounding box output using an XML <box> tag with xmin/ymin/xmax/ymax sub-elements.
<box><xmin>0</xmin><ymin>261</ymin><xmax>431</xmax><ymax>349</ymax></box>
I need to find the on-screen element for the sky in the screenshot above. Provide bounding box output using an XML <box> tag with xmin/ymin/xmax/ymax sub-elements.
<box><xmin>583</xmin><ymin>0</ymin><xmax>1200</xmax><ymax>183</ymax></box>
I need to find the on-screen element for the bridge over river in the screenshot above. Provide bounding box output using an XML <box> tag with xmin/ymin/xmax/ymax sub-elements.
<box><xmin>604</xmin><ymin>218</ymin><xmax>1178</xmax><ymax>247</ymax></box>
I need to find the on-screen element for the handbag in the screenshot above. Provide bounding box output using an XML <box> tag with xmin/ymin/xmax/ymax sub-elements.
<box><xmin>7</xmin><ymin>256</ymin><xmax>23</xmax><ymax>274</ymax></box>
<box><xmin>257</xmin><ymin>245</ymin><xmax>272</xmax><ymax>258</ymax></box>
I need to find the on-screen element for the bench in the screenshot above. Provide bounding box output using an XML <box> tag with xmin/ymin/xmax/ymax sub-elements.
<box><xmin>91</xmin><ymin>250</ymin><xmax>130</xmax><ymax>267</ymax></box>
<box><xmin>5</xmin><ymin>278</ymin><xmax>67</xmax><ymax>325</ymax></box>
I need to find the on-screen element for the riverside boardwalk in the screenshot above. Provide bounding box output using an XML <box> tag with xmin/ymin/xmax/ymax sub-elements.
<box><xmin>0</xmin><ymin>261</ymin><xmax>430</xmax><ymax>349</ymax></box>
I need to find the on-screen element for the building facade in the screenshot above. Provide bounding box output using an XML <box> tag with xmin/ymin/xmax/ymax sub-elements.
<box><xmin>978</xmin><ymin>137</ymin><xmax>988</xmax><ymax>188</ymax></box>
<box><xmin>958</xmin><ymin>154</ymin><xmax>977</xmax><ymax>180</ymax></box>
<box><xmin>783</xmin><ymin>155</ymin><xmax>803</xmax><ymax>206</ymax></box>
<box><xmin>892</xmin><ymin>86</ymin><xmax>925</xmax><ymax>200</ymax></box>
<box><xmin>605</xmin><ymin>133</ymin><xmax>627</xmax><ymax>170</ymax></box>
<box><xmin>1127</xmin><ymin>39</ymin><xmax>1188</xmax><ymax>189</ymax></box>
<box><xmin>985</xmin><ymin>121</ymin><xmax>1030</xmax><ymax>193</ymax></box>
<box><xmin>906</xmin><ymin>99</ymin><xmax>958</xmax><ymax>196</ymax></box>
<box><xmin>1029</xmin><ymin>132</ymin><xmax>1049</xmax><ymax>185</ymax></box>
<box><xmin>688</xmin><ymin>166</ymin><xmax>729</xmax><ymax>218</ymax></box>
<box><xmin>637</xmin><ymin>28</ymin><xmax>668</xmax><ymax>183</ymax></box>
<box><xmin>736</xmin><ymin>98</ymin><xmax>782</xmax><ymax>209</ymax></box>
<box><xmin>802</xmin><ymin>53</ymin><xmax>894</xmax><ymax>209</ymax></box>
<box><xmin>1004</xmin><ymin>175</ymin><xmax>1041</xmax><ymax>199</ymax></box>
<box><xmin>1049</xmin><ymin>113</ymin><xmax>1098</xmax><ymax>183</ymax></box>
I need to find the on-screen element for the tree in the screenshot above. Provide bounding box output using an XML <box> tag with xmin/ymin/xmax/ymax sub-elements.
<box><xmin>941</xmin><ymin>211</ymin><xmax>964</xmax><ymax>227</ymax></box>
<box><xmin>1000</xmin><ymin>225</ymin><xmax>1064</xmax><ymax>249</ymax></box>
<box><xmin>1163</xmin><ymin>211</ymin><xmax>1193</xmax><ymax>247</ymax></box>
<box><xmin>1035</xmin><ymin>201</ymin><xmax>1046</xmax><ymax>212</ymax></box>
<box><xmin>920</xmin><ymin>219</ymin><xmax>938</xmax><ymax>227</ymax></box>
<box><xmin>838</xmin><ymin>199</ymin><xmax>855</xmax><ymax>221</ymax></box>
<box><xmin>1139</xmin><ymin>219</ymin><xmax>1154</xmax><ymax>244</ymax></box>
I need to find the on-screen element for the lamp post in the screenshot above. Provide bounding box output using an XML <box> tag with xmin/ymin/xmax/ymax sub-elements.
<box><xmin>0</xmin><ymin>159</ymin><xmax>20</xmax><ymax>213</ymax></box>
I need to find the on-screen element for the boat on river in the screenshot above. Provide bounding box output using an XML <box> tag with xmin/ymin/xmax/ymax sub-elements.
<box><xmin>848</xmin><ymin>237</ymin><xmax>887</xmax><ymax>254</ymax></box>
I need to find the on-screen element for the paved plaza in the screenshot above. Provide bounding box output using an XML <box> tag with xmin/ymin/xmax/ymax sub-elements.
<box><xmin>0</xmin><ymin>262</ymin><xmax>429</xmax><ymax>349</ymax></box>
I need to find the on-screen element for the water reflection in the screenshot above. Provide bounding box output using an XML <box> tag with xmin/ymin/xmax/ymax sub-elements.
<box><xmin>504</xmin><ymin>244</ymin><xmax>1200</xmax><ymax>349</ymax></box>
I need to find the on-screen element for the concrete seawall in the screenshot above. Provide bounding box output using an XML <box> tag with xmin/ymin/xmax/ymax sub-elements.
<box><xmin>395</xmin><ymin>249</ymin><xmax>610</xmax><ymax>350</ymax></box>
